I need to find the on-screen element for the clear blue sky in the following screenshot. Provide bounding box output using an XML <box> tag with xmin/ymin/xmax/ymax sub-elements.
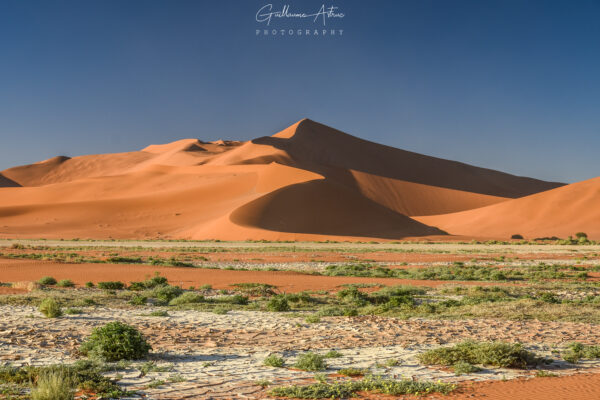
<box><xmin>1</xmin><ymin>0</ymin><xmax>599</xmax><ymax>183</ymax></box>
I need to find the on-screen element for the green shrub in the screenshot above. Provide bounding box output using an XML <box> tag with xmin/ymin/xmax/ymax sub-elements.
<box><xmin>80</xmin><ymin>321</ymin><xmax>151</xmax><ymax>361</ymax></box>
<box><xmin>31</xmin><ymin>370</ymin><xmax>73</xmax><ymax>400</ymax></box>
<box><xmin>561</xmin><ymin>342</ymin><xmax>600</xmax><ymax>363</ymax></box>
<box><xmin>147</xmin><ymin>310</ymin><xmax>169</xmax><ymax>317</ymax></box>
<box><xmin>38</xmin><ymin>276</ymin><xmax>57</xmax><ymax>285</ymax></box>
<box><xmin>39</xmin><ymin>298</ymin><xmax>62</xmax><ymax>318</ymax></box>
<box><xmin>266</xmin><ymin>297</ymin><xmax>290</xmax><ymax>312</ymax></box>
<box><xmin>231</xmin><ymin>282</ymin><xmax>277</xmax><ymax>296</ymax></box>
<box><xmin>151</xmin><ymin>285</ymin><xmax>183</xmax><ymax>303</ymax></box>
<box><xmin>511</xmin><ymin>234</ymin><xmax>524</xmax><ymax>240</ymax></box>
<box><xmin>129</xmin><ymin>295</ymin><xmax>147</xmax><ymax>306</ymax></box>
<box><xmin>338</xmin><ymin>368</ymin><xmax>365</xmax><ymax>376</ymax></box>
<box><xmin>575</xmin><ymin>232</ymin><xmax>588</xmax><ymax>239</ymax></box>
<box><xmin>263</xmin><ymin>354</ymin><xmax>285</xmax><ymax>368</ymax></box>
<box><xmin>212</xmin><ymin>305</ymin><xmax>231</xmax><ymax>314</ymax></box>
<box><xmin>418</xmin><ymin>341</ymin><xmax>546</xmax><ymax>368</ymax></box>
<box><xmin>452</xmin><ymin>361</ymin><xmax>481</xmax><ymax>375</ymax></box>
<box><xmin>85</xmin><ymin>281</ymin><xmax>95</xmax><ymax>288</ymax></box>
<box><xmin>64</xmin><ymin>308</ymin><xmax>82</xmax><ymax>315</ymax></box>
<box><xmin>294</xmin><ymin>353</ymin><xmax>327</xmax><ymax>371</ymax></box>
<box><xmin>305</xmin><ymin>314</ymin><xmax>321</xmax><ymax>323</ymax></box>
<box><xmin>57</xmin><ymin>279</ymin><xmax>75</xmax><ymax>288</ymax></box>
<box><xmin>169</xmin><ymin>292</ymin><xmax>204</xmax><ymax>305</ymax></box>
<box><xmin>269</xmin><ymin>375</ymin><xmax>455</xmax><ymax>398</ymax></box>
<box><xmin>324</xmin><ymin>350</ymin><xmax>342</xmax><ymax>358</ymax></box>
<box><xmin>97</xmin><ymin>281</ymin><xmax>125</xmax><ymax>290</ymax></box>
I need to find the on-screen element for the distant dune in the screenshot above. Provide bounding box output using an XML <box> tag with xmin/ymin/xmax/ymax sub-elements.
<box><xmin>416</xmin><ymin>177</ymin><xmax>600</xmax><ymax>240</ymax></box>
<box><xmin>0</xmin><ymin>119</ymin><xmax>577</xmax><ymax>240</ymax></box>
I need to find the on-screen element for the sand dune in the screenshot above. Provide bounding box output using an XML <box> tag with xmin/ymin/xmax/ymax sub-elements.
<box><xmin>0</xmin><ymin>119</ymin><xmax>571</xmax><ymax>240</ymax></box>
<box><xmin>416</xmin><ymin>177</ymin><xmax>600</xmax><ymax>239</ymax></box>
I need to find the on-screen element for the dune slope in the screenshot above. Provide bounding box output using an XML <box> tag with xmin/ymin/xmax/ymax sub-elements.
<box><xmin>0</xmin><ymin>119</ymin><xmax>567</xmax><ymax>240</ymax></box>
<box><xmin>416</xmin><ymin>177</ymin><xmax>600</xmax><ymax>239</ymax></box>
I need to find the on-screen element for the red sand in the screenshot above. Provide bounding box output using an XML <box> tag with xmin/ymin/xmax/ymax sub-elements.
<box><xmin>0</xmin><ymin>258</ymin><xmax>499</xmax><ymax>292</ymax></box>
<box><xmin>444</xmin><ymin>373</ymin><xmax>600</xmax><ymax>400</ymax></box>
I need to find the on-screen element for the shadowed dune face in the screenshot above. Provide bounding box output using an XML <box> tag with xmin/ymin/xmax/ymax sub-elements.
<box><xmin>231</xmin><ymin>179</ymin><xmax>446</xmax><ymax>239</ymax></box>
<box><xmin>0</xmin><ymin>119</ymin><xmax>575</xmax><ymax>240</ymax></box>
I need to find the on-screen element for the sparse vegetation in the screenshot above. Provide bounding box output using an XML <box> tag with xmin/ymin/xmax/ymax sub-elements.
<box><xmin>418</xmin><ymin>341</ymin><xmax>547</xmax><ymax>369</ymax></box>
<box><xmin>263</xmin><ymin>354</ymin><xmax>285</xmax><ymax>368</ymax></box>
<box><xmin>38</xmin><ymin>276</ymin><xmax>57</xmax><ymax>286</ymax></box>
<box><xmin>57</xmin><ymin>279</ymin><xmax>75</xmax><ymax>288</ymax></box>
<box><xmin>39</xmin><ymin>298</ymin><xmax>62</xmax><ymax>318</ymax></box>
<box><xmin>293</xmin><ymin>353</ymin><xmax>327</xmax><ymax>371</ymax></box>
<box><xmin>97</xmin><ymin>281</ymin><xmax>125</xmax><ymax>290</ymax></box>
<box><xmin>561</xmin><ymin>342</ymin><xmax>600</xmax><ymax>363</ymax></box>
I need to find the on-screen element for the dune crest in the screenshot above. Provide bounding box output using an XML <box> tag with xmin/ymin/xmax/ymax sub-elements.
<box><xmin>0</xmin><ymin>119</ymin><xmax>570</xmax><ymax>240</ymax></box>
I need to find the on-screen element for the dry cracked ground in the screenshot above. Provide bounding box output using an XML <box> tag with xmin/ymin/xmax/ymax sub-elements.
<box><xmin>1</xmin><ymin>240</ymin><xmax>600</xmax><ymax>399</ymax></box>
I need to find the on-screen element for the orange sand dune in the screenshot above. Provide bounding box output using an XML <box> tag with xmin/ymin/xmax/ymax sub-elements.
<box><xmin>416</xmin><ymin>177</ymin><xmax>600</xmax><ymax>240</ymax></box>
<box><xmin>0</xmin><ymin>119</ymin><xmax>566</xmax><ymax>240</ymax></box>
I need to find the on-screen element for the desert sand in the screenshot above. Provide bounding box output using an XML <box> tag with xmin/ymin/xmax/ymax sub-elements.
<box><xmin>0</xmin><ymin>118</ymin><xmax>576</xmax><ymax>241</ymax></box>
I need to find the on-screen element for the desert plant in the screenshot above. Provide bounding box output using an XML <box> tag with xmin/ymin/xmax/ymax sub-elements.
<box><xmin>97</xmin><ymin>281</ymin><xmax>125</xmax><ymax>290</ymax></box>
<box><xmin>31</xmin><ymin>370</ymin><xmax>73</xmax><ymax>400</ymax></box>
<box><xmin>64</xmin><ymin>308</ymin><xmax>82</xmax><ymax>315</ymax></box>
<box><xmin>169</xmin><ymin>292</ymin><xmax>204</xmax><ymax>305</ymax></box>
<box><xmin>575</xmin><ymin>232</ymin><xmax>588</xmax><ymax>239</ymax></box>
<box><xmin>266</xmin><ymin>297</ymin><xmax>290</xmax><ymax>312</ymax></box>
<box><xmin>39</xmin><ymin>298</ymin><xmax>62</xmax><ymax>318</ymax></box>
<box><xmin>338</xmin><ymin>367</ymin><xmax>365</xmax><ymax>376</ymax></box>
<box><xmin>57</xmin><ymin>279</ymin><xmax>75</xmax><ymax>288</ymax></box>
<box><xmin>38</xmin><ymin>276</ymin><xmax>57</xmax><ymax>285</ymax></box>
<box><xmin>151</xmin><ymin>285</ymin><xmax>183</xmax><ymax>303</ymax></box>
<box><xmin>80</xmin><ymin>321</ymin><xmax>151</xmax><ymax>361</ymax></box>
<box><xmin>561</xmin><ymin>342</ymin><xmax>600</xmax><ymax>363</ymax></box>
<box><xmin>452</xmin><ymin>361</ymin><xmax>481</xmax><ymax>375</ymax></box>
<box><xmin>263</xmin><ymin>354</ymin><xmax>285</xmax><ymax>368</ymax></box>
<box><xmin>294</xmin><ymin>353</ymin><xmax>327</xmax><ymax>371</ymax></box>
<box><xmin>418</xmin><ymin>341</ymin><xmax>546</xmax><ymax>369</ymax></box>
<box><xmin>85</xmin><ymin>281</ymin><xmax>95</xmax><ymax>288</ymax></box>
<box><xmin>129</xmin><ymin>294</ymin><xmax>147</xmax><ymax>306</ymax></box>
<box><xmin>324</xmin><ymin>350</ymin><xmax>343</xmax><ymax>358</ymax></box>
<box><xmin>511</xmin><ymin>234</ymin><xmax>524</xmax><ymax>240</ymax></box>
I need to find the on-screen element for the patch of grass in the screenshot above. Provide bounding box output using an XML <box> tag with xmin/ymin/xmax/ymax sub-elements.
<box><xmin>85</xmin><ymin>281</ymin><xmax>95</xmax><ymax>288</ymax></box>
<box><xmin>304</xmin><ymin>314</ymin><xmax>321</xmax><ymax>323</ymax></box>
<box><xmin>535</xmin><ymin>370</ymin><xmax>558</xmax><ymax>377</ymax></box>
<box><xmin>212</xmin><ymin>305</ymin><xmax>231</xmax><ymax>314</ymax></box>
<box><xmin>80</xmin><ymin>321</ymin><xmax>151</xmax><ymax>361</ymax></box>
<box><xmin>146</xmin><ymin>310</ymin><xmax>169</xmax><ymax>317</ymax></box>
<box><xmin>39</xmin><ymin>298</ymin><xmax>62</xmax><ymax>318</ymax></box>
<box><xmin>64</xmin><ymin>308</ymin><xmax>82</xmax><ymax>315</ymax></box>
<box><xmin>452</xmin><ymin>361</ymin><xmax>481</xmax><ymax>375</ymax></box>
<box><xmin>129</xmin><ymin>294</ymin><xmax>147</xmax><ymax>306</ymax></box>
<box><xmin>169</xmin><ymin>292</ymin><xmax>204</xmax><ymax>305</ymax></box>
<box><xmin>31</xmin><ymin>370</ymin><xmax>73</xmax><ymax>400</ymax></box>
<box><xmin>267</xmin><ymin>297</ymin><xmax>291</xmax><ymax>312</ymax></box>
<box><xmin>338</xmin><ymin>368</ymin><xmax>366</xmax><ymax>376</ymax></box>
<box><xmin>56</xmin><ymin>279</ymin><xmax>75</xmax><ymax>288</ymax></box>
<box><xmin>561</xmin><ymin>342</ymin><xmax>600</xmax><ymax>363</ymax></box>
<box><xmin>151</xmin><ymin>285</ymin><xmax>183</xmax><ymax>304</ymax></box>
<box><xmin>269</xmin><ymin>375</ymin><xmax>455</xmax><ymax>398</ymax></box>
<box><xmin>97</xmin><ymin>281</ymin><xmax>125</xmax><ymax>290</ymax></box>
<box><xmin>418</xmin><ymin>341</ymin><xmax>547</xmax><ymax>369</ymax></box>
<box><xmin>293</xmin><ymin>353</ymin><xmax>327</xmax><ymax>371</ymax></box>
<box><xmin>38</xmin><ymin>276</ymin><xmax>57</xmax><ymax>285</ymax></box>
<box><xmin>255</xmin><ymin>379</ymin><xmax>271</xmax><ymax>388</ymax></box>
<box><xmin>324</xmin><ymin>350</ymin><xmax>343</xmax><ymax>358</ymax></box>
<box><xmin>263</xmin><ymin>354</ymin><xmax>285</xmax><ymax>368</ymax></box>
<box><xmin>138</xmin><ymin>361</ymin><xmax>172</xmax><ymax>376</ymax></box>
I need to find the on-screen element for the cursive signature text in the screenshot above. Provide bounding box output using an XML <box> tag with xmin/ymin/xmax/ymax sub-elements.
<box><xmin>256</xmin><ymin>4</ymin><xmax>345</xmax><ymax>26</ymax></box>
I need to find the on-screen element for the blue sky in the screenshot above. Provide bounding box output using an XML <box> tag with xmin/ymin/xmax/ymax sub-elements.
<box><xmin>1</xmin><ymin>0</ymin><xmax>599</xmax><ymax>183</ymax></box>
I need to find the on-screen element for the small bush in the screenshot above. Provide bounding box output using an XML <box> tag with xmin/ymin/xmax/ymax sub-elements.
<box><xmin>511</xmin><ymin>234</ymin><xmax>524</xmax><ymax>240</ymax></box>
<box><xmin>452</xmin><ymin>361</ymin><xmax>481</xmax><ymax>375</ymax></box>
<box><xmin>85</xmin><ymin>281</ymin><xmax>95</xmax><ymax>288</ymax></box>
<box><xmin>212</xmin><ymin>305</ymin><xmax>230</xmax><ymax>314</ymax></box>
<box><xmin>305</xmin><ymin>314</ymin><xmax>321</xmax><ymax>323</ymax></box>
<box><xmin>561</xmin><ymin>342</ymin><xmax>600</xmax><ymax>363</ymax></box>
<box><xmin>264</xmin><ymin>354</ymin><xmax>285</xmax><ymax>368</ymax></box>
<box><xmin>64</xmin><ymin>308</ymin><xmax>83</xmax><ymax>315</ymax></box>
<box><xmin>97</xmin><ymin>281</ymin><xmax>125</xmax><ymax>290</ymax></box>
<box><xmin>31</xmin><ymin>370</ymin><xmax>73</xmax><ymax>400</ymax></box>
<box><xmin>80</xmin><ymin>321</ymin><xmax>151</xmax><ymax>361</ymax></box>
<box><xmin>267</xmin><ymin>297</ymin><xmax>291</xmax><ymax>312</ymax></box>
<box><xmin>38</xmin><ymin>276</ymin><xmax>57</xmax><ymax>285</ymax></box>
<box><xmin>129</xmin><ymin>295</ymin><xmax>147</xmax><ymax>306</ymax></box>
<box><xmin>338</xmin><ymin>368</ymin><xmax>365</xmax><ymax>376</ymax></box>
<box><xmin>147</xmin><ymin>310</ymin><xmax>169</xmax><ymax>317</ymax></box>
<box><xmin>151</xmin><ymin>285</ymin><xmax>183</xmax><ymax>303</ymax></box>
<box><xmin>57</xmin><ymin>279</ymin><xmax>75</xmax><ymax>288</ymax></box>
<box><xmin>324</xmin><ymin>350</ymin><xmax>342</xmax><ymax>358</ymax></box>
<box><xmin>169</xmin><ymin>292</ymin><xmax>204</xmax><ymax>306</ymax></box>
<box><xmin>418</xmin><ymin>341</ymin><xmax>545</xmax><ymax>369</ymax></box>
<box><xmin>294</xmin><ymin>353</ymin><xmax>327</xmax><ymax>371</ymax></box>
<box><xmin>575</xmin><ymin>232</ymin><xmax>588</xmax><ymax>239</ymax></box>
<box><xmin>39</xmin><ymin>298</ymin><xmax>62</xmax><ymax>318</ymax></box>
